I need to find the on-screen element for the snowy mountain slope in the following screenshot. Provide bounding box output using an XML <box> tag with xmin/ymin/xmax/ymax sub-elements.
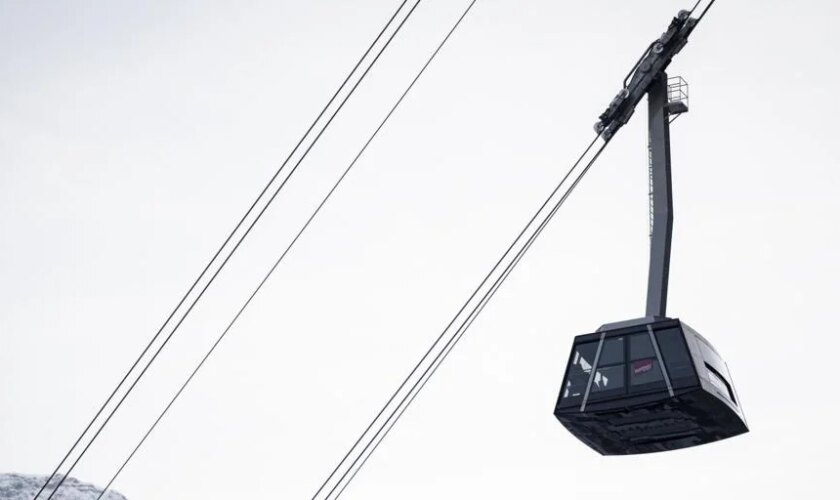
<box><xmin>0</xmin><ymin>474</ymin><xmax>126</xmax><ymax>500</ymax></box>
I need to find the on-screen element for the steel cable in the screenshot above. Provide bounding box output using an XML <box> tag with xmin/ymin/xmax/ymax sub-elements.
<box><xmin>38</xmin><ymin>1</ymin><xmax>418</xmax><ymax>498</ymax></box>
<box><xmin>83</xmin><ymin>0</ymin><xmax>497</xmax><ymax>494</ymax></box>
<box><xmin>309</xmin><ymin>3</ymin><xmax>488</xmax><ymax>499</ymax></box>
<box><xmin>321</xmin><ymin>136</ymin><xmax>607</xmax><ymax>500</ymax></box>
<box><xmin>333</xmin><ymin>139</ymin><xmax>610</xmax><ymax>499</ymax></box>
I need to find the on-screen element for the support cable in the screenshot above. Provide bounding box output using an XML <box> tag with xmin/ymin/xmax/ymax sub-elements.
<box><xmin>87</xmin><ymin>0</ymin><xmax>478</xmax><ymax>495</ymax></box>
<box><xmin>688</xmin><ymin>0</ymin><xmax>703</xmax><ymax>17</ymax></box>
<box><xmin>696</xmin><ymin>0</ymin><xmax>717</xmax><ymax>23</ymax></box>
<box><xmin>315</xmin><ymin>132</ymin><xmax>600</xmax><ymax>498</ymax></box>
<box><xmin>308</xmin><ymin>6</ymin><xmax>490</xmax><ymax>500</ymax></box>
<box><xmin>322</xmin><ymin>137</ymin><xmax>608</xmax><ymax>500</ymax></box>
<box><xmin>38</xmin><ymin>1</ymin><xmax>419</xmax><ymax>498</ymax></box>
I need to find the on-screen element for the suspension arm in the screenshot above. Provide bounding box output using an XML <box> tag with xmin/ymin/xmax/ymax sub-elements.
<box><xmin>594</xmin><ymin>9</ymin><xmax>699</xmax><ymax>140</ymax></box>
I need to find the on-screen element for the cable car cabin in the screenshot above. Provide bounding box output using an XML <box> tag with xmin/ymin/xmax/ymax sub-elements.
<box><xmin>554</xmin><ymin>317</ymin><xmax>748</xmax><ymax>455</ymax></box>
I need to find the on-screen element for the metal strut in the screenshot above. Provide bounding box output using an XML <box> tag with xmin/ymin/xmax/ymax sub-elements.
<box><xmin>645</xmin><ymin>73</ymin><xmax>674</xmax><ymax>318</ymax></box>
<box><xmin>593</xmin><ymin>6</ymin><xmax>701</xmax><ymax>318</ymax></box>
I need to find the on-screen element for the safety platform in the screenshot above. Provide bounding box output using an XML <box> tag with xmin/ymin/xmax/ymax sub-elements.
<box><xmin>667</xmin><ymin>76</ymin><xmax>689</xmax><ymax>115</ymax></box>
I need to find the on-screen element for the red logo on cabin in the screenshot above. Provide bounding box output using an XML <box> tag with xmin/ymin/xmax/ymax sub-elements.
<box><xmin>633</xmin><ymin>359</ymin><xmax>654</xmax><ymax>375</ymax></box>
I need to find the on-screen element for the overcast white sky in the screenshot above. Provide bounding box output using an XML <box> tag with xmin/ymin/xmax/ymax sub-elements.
<box><xmin>2</xmin><ymin>0</ymin><xmax>839</xmax><ymax>498</ymax></box>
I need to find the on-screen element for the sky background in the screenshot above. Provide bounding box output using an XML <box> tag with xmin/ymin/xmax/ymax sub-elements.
<box><xmin>2</xmin><ymin>0</ymin><xmax>839</xmax><ymax>498</ymax></box>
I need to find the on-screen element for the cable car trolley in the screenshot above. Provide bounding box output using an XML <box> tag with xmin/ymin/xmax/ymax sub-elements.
<box><xmin>554</xmin><ymin>2</ymin><xmax>748</xmax><ymax>455</ymax></box>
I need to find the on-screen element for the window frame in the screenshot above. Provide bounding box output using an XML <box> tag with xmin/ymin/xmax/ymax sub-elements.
<box><xmin>587</xmin><ymin>336</ymin><xmax>627</xmax><ymax>402</ymax></box>
<box><xmin>558</xmin><ymin>341</ymin><xmax>599</xmax><ymax>407</ymax></box>
<box><xmin>654</xmin><ymin>325</ymin><xmax>700</xmax><ymax>389</ymax></box>
<box><xmin>587</xmin><ymin>328</ymin><xmax>678</xmax><ymax>403</ymax></box>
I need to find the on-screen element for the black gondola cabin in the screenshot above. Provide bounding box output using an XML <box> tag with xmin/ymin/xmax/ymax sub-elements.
<box><xmin>554</xmin><ymin>317</ymin><xmax>748</xmax><ymax>455</ymax></box>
